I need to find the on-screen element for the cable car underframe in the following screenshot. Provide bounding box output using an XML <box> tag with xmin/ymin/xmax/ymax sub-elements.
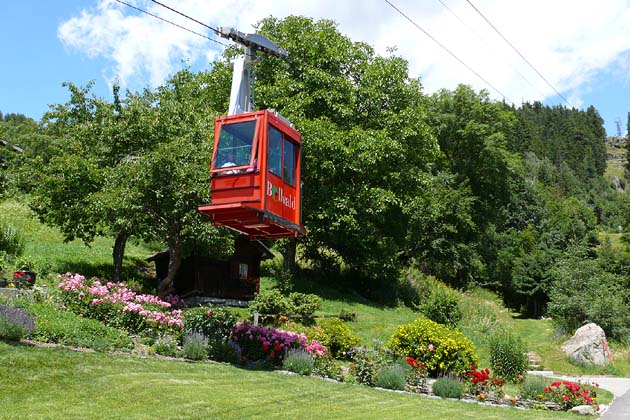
<box><xmin>198</xmin><ymin>28</ymin><xmax>305</xmax><ymax>240</ymax></box>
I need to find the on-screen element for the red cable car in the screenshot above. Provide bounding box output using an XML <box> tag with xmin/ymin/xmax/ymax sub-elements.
<box><xmin>198</xmin><ymin>109</ymin><xmax>305</xmax><ymax>238</ymax></box>
<box><xmin>198</xmin><ymin>28</ymin><xmax>305</xmax><ymax>239</ymax></box>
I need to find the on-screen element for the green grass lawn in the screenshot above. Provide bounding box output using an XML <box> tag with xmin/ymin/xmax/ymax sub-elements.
<box><xmin>0</xmin><ymin>198</ymin><xmax>159</xmax><ymax>283</ymax></box>
<box><xmin>0</xmin><ymin>197</ymin><xmax>626</xmax><ymax>418</ymax></box>
<box><xmin>0</xmin><ymin>342</ymin><xmax>590</xmax><ymax>420</ymax></box>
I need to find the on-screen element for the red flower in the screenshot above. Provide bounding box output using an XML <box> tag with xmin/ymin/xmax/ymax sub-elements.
<box><xmin>13</xmin><ymin>271</ymin><xmax>24</xmax><ymax>279</ymax></box>
<box><xmin>406</xmin><ymin>357</ymin><xmax>418</xmax><ymax>368</ymax></box>
<box><xmin>262</xmin><ymin>343</ymin><xmax>269</xmax><ymax>351</ymax></box>
<box><xmin>274</xmin><ymin>342</ymin><xmax>282</xmax><ymax>352</ymax></box>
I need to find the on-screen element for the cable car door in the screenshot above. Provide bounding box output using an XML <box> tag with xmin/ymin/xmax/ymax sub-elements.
<box><xmin>266</xmin><ymin>123</ymin><xmax>299</xmax><ymax>226</ymax></box>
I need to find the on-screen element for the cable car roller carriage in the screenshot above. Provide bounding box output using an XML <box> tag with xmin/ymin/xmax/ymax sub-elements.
<box><xmin>198</xmin><ymin>28</ymin><xmax>306</xmax><ymax>239</ymax></box>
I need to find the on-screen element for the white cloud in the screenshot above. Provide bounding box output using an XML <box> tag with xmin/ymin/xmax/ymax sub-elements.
<box><xmin>59</xmin><ymin>0</ymin><xmax>630</xmax><ymax>109</ymax></box>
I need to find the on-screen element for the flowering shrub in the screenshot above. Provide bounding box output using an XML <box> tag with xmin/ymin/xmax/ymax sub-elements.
<box><xmin>311</xmin><ymin>318</ymin><xmax>360</xmax><ymax>358</ymax></box>
<box><xmin>387</xmin><ymin>318</ymin><xmax>478</xmax><ymax>376</ymax></box>
<box><xmin>305</xmin><ymin>339</ymin><xmax>327</xmax><ymax>357</ymax></box>
<box><xmin>183</xmin><ymin>306</ymin><xmax>236</xmax><ymax>343</ymax></box>
<box><xmin>57</xmin><ymin>273</ymin><xmax>183</xmax><ymax>335</ymax></box>
<box><xmin>405</xmin><ymin>356</ymin><xmax>427</xmax><ymax>390</ymax></box>
<box><xmin>12</xmin><ymin>271</ymin><xmax>36</xmax><ymax>289</ymax></box>
<box><xmin>465</xmin><ymin>365</ymin><xmax>504</xmax><ymax>395</ymax></box>
<box><xmin>230</xmin><ymin>321</ymin><xmax>308</xmax><ymax>365</ymax></box>
<box><xmin>543</xmin><ymin>380</ymin><xmax>598</xmax><ymax>410</ymax></box>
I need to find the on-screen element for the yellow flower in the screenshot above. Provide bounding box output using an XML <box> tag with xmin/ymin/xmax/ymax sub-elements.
<box><xmin>478</xmin><ymin>394</ymin><xmax>485</xmax><ymax>400</ymax></box>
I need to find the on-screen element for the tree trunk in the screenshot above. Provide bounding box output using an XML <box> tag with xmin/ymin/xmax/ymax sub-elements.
<box><xmin>283</xmin><ymin>237</ymin><xmax>297</xmax><ymax>273</ymax></box>
<box><xmin>112</xmin><ymin>232</ymin><xmax>128</xmax><ymax>283</ymax></box>
<box><xmin>158</xmin><ymin>237</ymin><xmax>182</xmax><ymax>298</ymax></box>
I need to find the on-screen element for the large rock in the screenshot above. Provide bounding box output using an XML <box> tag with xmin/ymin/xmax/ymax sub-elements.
<box><xmin>561</xmin><ymin>323</ymin><xmax>609</xmax><ymax>366</ymax></box>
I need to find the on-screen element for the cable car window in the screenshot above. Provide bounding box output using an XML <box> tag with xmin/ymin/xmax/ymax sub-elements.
<box><xmin>213</xmin><ymin>120</ymin><xmax>257</xmax><ymax>170</ymax></box>
<box><xmin>283</xmin><ymin>139</ymin><xmax>297</xmax><ymax>186</ymax></box>
<box><xmin>268</xmin><ymin>126</ymin><xmax>283</xmax><ymax>177</ymax></box>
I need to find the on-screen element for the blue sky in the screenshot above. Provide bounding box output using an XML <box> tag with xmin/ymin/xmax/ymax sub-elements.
<box><xmin>2</xmin><ymin>0</ymin><xmax>630</xmax><ymax>136</ymax></box>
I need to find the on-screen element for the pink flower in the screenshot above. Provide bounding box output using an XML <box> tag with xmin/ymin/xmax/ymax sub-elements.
<box><xmin>428</xmin><ymin>344</ymin><xmax>434</xmax><ymax>351</ymax></box>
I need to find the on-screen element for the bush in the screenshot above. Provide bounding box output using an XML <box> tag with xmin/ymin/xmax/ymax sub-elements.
<box><xmin>0</xmin><ymin>222</ymin><xmax>25</xmax><ymax>257</ymax></box>
<box><xmin>183</xmin><ymin>306</ymin><xmax>236</xmax><ymax>343</ymax></box>
<box><xmin>418</xmin><ymin>286</ymin><xmax>462</xmax><ymax>327</ymax></box>
<box><xmin>432</xmin><ymin>378</ymin><xmax>464</xmax><ymax>399</ymax></box>
<box><xmin>152</xmin><ymin>334</ymin><xmax>179</xmax><ymax>357</ymax></box>
<box><xmin>249</xmin><ymin>289</ymin><xmax>291</xmax><ymax>319</ymax></box>
<box><xmin>0</xmin><ymin>303</ymin><xmax>34</xmax><ymax>341</ymax></box>
<box><xmin>249</xmin><ymin>290</ymin><xmax>321</xmax><ymax>324</ymax></box>
<box><xmin>183</xmin><ymin>332</ymin><xmax>208</xmax><ymax>361</ymax></box>
<box><xmin>282</xmin><ymin>349</ymin><xmax>315</xmax><ymax>375</ymax></box>
<box><xmin>488</xmin><ymin>331</ymin><xmax>528</xmax><ymax>381</ymax></box>
<box><xmin>313</xmin><ymin>355</ymin><xmax>342</xmax><ymax>380</ymax></box>
<box><xmin>520</xmin><ymin>375</ymin><xmax>546</xmax><ymax>400</ymax></box>
<box><xmin>288</xmin><ymin>292</ymin><xmax>321</xmax><ymax>322</ymax></box>
<box><xmin>312</xmin><ymin>318</ymin><xmax>360</xmax><ymax>359</ymax></box>
<box><xmin>26</xmin><ymin>302</ymin><xmax>133</xmax><ymax>351</ymax></box>
<box><xmin>375</xmin><ymin>363</ymin><xmax>407</xmax><ymax>390</ymax></box>
<box><xmin>547</xmin><ymin>255</ymin><xmax>630</xmax><ymax>341</ymax></box>
<box><xmin>56</xmin><ymin>273</ymin><xmax>183</xmax><ymax>336</ymax></box>
<box><xmin>387</xmin><ymin>317</ymin><xmax>478</xmax><ymax>376</ymax></box>
<box><xmin>350</xmin><ymin>348</ymin><xmax>382</xmax><ymax>386</ymax></box>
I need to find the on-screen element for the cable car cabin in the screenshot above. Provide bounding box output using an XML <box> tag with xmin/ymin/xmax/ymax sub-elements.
<box><xmin>198</xmin><ymin>109</ymin><xmax>305</xmax><ymax>239</ymax></box>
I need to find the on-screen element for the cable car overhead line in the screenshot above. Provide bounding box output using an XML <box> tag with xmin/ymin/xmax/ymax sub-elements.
<box><xmin>464</xmin><ymin>0</ymin><xmax>572</xmax><ymax>108</ymax></box>
<box><xmin>113</xmin><ymin>0</ymin><xmax>229</xmax><ymax>48</ymax></box>
<box><xmin>436</xmin><ymin>0</ymin><xmax>543</xmax><ymax>97</ymax></box>
<box><xmin>148</xmin><ymin>0</ymin><xmax>221</xmax><ymax>35</ymax></box>
<box><xmin>384</xmin><ymin>0</ymin><xmax>513</xmax><ymax>105</ymax></box>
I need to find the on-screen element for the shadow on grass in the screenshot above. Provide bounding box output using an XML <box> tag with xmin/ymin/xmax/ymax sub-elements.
<box><xmin>54</xmin><ymin>257</ymin><xmax>154</xmax><ymax>286</ymax></box>
<box><xmin>287</xmin><ymin>268</ymin><xmax>393</xmax><ymax>310</ymax></box>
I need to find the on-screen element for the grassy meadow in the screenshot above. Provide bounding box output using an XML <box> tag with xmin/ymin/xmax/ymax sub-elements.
<box><xmin>0</xmin><ymin>342</ymin><xmax>597</xmax><ymax>420</ymax></box>
<box><xmin>0</xmin><ymin>197</ymin><xmax>625</xmax><ymax>418</ymax></box>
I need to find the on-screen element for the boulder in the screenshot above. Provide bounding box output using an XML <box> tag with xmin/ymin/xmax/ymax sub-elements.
<box><xmin>561</xmin><ymin>323</ymin><xmax>609</xmax><ymax>366</ymax></box>
<box><xmin>570</xmin><ymin>405</ymin><xmax>596</xmax><ymax>415</ymax></box>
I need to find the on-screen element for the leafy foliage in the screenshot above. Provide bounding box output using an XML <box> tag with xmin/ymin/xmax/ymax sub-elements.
<box><xmin>520</xmin><ymin>375</ymin><xmax>547</xmax><ymax>400</ymax></box>
<box><xmin>387</xmin><ymin>318</ymin><xmax>477</xmax><ymax>376</ymax></box>
<box><xmin>282</xmin><ymin>349</ymin><xmax>315</xmax><ymax>375</ymax></box>
<box><xmin>183</xmin><ymin>306</ymin><xmax>236</xmax><ymax>343</ymax></box>
<box><xmin>311</xmin><ymin>317</ymin><xmax>361</xmax><ymax>358</ymax></box>
<box><xmin>375</xmin><ymin>363</ymin><xmax>407</xmax><ymax>390</ymax></box>
<box><xmin>488</xmin><ymin>331</ymin><xmax>528</xmax><ymax>381</ymax></box>
<box><xmin>547</xmin><ymin>250</ymin><xmax>630</xmax><ymax>341</ymax></box>
<box><xmin>26</xmin><ymin>301</ymin><xmax>133</xmax><ymax>351</ymax></box>
<box><xmin>183</xmin><ymin>332</ymin><xmax>208</xmax><ymax>361</ymax></box>
<box><xmin>432</xmin><ymin>378</ymin><xmax>464</xmax><ymax>399</ymax></box>
<box><xmin>0</xmin><ymin>221</ymin><xmax>25</xmax><ymax>257</ymax></box>
<box><xmin>418</xmin><ymin>284</ymin><xmax>462</xmax><ymax>327</ymax></box>
<box><xmin>0</xmin><ymin>303</ymin><xmax>34</xmax><ymax>341</ymax></box>
<box><xmin>248</xmin><ymin>290</ymin><xmax>321</xmax><ymax>323</ymax></box>
<box><xmin>249</xmin><ymin>289</ymin><xmax>291</xmax><ymax>319</ymax></box>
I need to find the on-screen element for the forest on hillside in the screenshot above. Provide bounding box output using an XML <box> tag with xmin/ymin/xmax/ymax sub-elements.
<box><xmin>1</xmin><ymin>16</ymin><xmax>630</xmax><ymax>341</ymax></box>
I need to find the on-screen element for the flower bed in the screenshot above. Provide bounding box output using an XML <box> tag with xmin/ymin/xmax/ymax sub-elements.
<box><xmin>231</xmin><ymin>321</ymin><xmax>309</xmax><ymax>365</ymax></box>
<box><xmin>57</xmin><ymin>273</ymin><xmax>183</xmax><ymax>335</ymax></box>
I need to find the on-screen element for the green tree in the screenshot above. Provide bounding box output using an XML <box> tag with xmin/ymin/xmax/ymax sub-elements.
<box><xmin>253</xmin><ymin>16</ymin><xmax>439</xmax><ymax>292</ymax></box>
<box><xmin>28</xmin><ymin>68</ymin><xmax>232</xmax><ymax>286</ymax></box>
